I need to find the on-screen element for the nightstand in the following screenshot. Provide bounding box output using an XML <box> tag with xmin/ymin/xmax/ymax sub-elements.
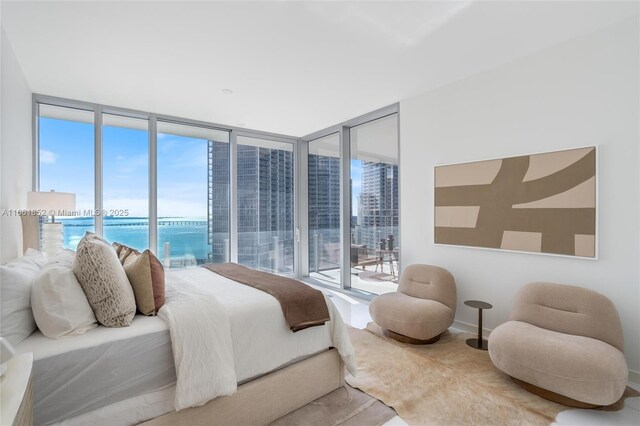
<box><xmin>0</xmin><ymin>352</ymin><xmax>34</xmax><ymax>426</ymax></box>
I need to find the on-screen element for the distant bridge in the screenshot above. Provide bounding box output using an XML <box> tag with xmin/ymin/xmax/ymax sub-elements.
<box><xmin>65</xmin><ymin>221</ymin><xmax>208</xmax><ymax>227</ymax></box>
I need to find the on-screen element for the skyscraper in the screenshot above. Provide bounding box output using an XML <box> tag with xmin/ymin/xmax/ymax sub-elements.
<box><xmin>308</xmin><ymin>153</ymin><xmax>341</xmax><ymax>271</ymax></box>
<box><xmin>208</xmin><ymin>141</ymin><xmax>230</xmax><ymax>263</ymax></box>
<box><xmin>208</xmin><ymin>141</ymin><xmax>294</xmax><ymax>272</ymax></box>
<box><xmin>356</xmin><ymin>162</ymin><xmax>399</xmax><ymax>251</ymax></box>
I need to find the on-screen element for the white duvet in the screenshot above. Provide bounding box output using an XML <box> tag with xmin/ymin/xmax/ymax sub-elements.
<box><xmin>158</xmin><ymin>268</ymin><xmax>356</xmax><ymax>411</ymax></box>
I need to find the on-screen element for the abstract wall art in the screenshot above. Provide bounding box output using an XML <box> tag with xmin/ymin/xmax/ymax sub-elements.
<box><xmin>434</xmin><ymin>147</ymin><xmax>597</xmax><ymax>258</ymax></box>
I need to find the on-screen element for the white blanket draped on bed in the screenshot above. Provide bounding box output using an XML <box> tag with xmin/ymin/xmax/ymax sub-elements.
<box><xmin>158</xmin><ymin>273</ymin><xmax>237</xmax><ymax>410</ymax></box>
<box><xmin>158</xmin><ymin>269</ymin><xmax>357</xmax><ymax>411</ymax></box>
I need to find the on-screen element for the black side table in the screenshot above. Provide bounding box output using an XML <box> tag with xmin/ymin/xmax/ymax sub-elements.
<box><xmin>465</xmin><ymin>300</ymin><xmax>493</xmax><ymax>350</ymax></box>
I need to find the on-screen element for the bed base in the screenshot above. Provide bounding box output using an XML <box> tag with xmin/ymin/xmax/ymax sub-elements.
<box><xmin>141</xmin><ymin>348</ymin><xmax>344</xmax><ymax>426</ymax></box>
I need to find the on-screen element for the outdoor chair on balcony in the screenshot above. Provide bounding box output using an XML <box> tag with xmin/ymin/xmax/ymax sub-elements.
<box><xmin>350</xmin><ymin>244</ymin><xmax>382</xmax><ymax>271</ymax></box>
<box><xmin>369</xmin><ymin>264</ymin><xmax>457</xmax><ymax>344</ymax></box>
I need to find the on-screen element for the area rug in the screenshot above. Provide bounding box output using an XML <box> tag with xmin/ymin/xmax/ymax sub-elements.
<box><xmin>270</xmin><ymin>384</ymin><xmax>397</xmax><ymax>426</ymax></box>
<box><xmin>345</xmin><ymin>323</ymin><xmax>639</xmax><ymax>425</ymax></box>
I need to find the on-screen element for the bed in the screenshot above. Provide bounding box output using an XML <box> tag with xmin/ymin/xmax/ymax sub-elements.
<box><xmin>14</xmin><ymin>264</ymin><xmax>355</xmax><ymax>425</ymax></box>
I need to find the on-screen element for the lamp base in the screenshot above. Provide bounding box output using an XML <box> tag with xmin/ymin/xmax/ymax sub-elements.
<box><xmin>41</xmin><ymin>222</ymin><xmax>64</xmax><ymax>259</ymax></box>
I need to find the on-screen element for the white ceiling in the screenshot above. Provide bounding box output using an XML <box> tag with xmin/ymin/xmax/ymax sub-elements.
<box><xmin>2</xmin><ymin>1</ymin><xmax>637</xmax><ymax>137</ymax></box>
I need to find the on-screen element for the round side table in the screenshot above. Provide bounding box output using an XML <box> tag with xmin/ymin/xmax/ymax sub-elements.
<box><xmin>465</xmin><ymin>300</ymin><xmax>492</xmax><ymax>350</ymax></box>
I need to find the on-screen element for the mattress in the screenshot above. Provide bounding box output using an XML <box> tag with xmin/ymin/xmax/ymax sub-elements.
<box><xmin>17</xmin><ymin>268</ymin><xmax>335</xmax><ymax>425</ymax></box>
<box><xmin>16</xmin><ymin>316</ymin><xmax>174</xmax><ymax>425</ymax></box>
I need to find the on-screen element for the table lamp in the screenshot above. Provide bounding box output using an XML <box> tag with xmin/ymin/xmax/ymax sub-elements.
<box><xmin>27</xmin><ymin>190</ymin><xmax>76</xmax><ymax>259</ymax></box>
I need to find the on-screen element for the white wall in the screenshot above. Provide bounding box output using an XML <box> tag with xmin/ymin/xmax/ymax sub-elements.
<box><xmin>400</xmin><ymin>17</ymin><xmax>640</xmax><ymax>374</ymax></box>
<box><xmin>1</xmin><ymin>27</ymin><xmax>32</xmax><ymax>263</ymax></box>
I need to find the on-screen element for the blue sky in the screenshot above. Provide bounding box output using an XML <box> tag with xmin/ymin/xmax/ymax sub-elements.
<box><xmin>41</xmin><ymin>116</ymin><xmax>363</xmax><ymax>218</ymax></box>
<box><xmin>40</xmin><ymin>117</ymin><xmax>208</xmax><ymax>218</ymax></box>
<box><xmin>39</xmin><ymin>118</ymin><xmax>95</xmax><ymax>211</ymax></box>
<box><xmin>351</xmin><ymin>160</ymin><xmax>362</xmax><ymax>212</ymax></box>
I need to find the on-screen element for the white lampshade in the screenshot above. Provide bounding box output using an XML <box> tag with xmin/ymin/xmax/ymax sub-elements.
<box><xmin>27</xmin><ymin>191</ymin><xmax>76</xmax><ymax>212</ymax></box>
<box><xmin>27</xmin><ymin>191</ymin><xmax>76</xmax><ymax>259</ymax></box>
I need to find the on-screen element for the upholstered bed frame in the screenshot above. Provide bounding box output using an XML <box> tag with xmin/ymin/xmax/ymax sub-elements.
<box><xmin>143</xmin><ymin>349</ymin><xmax>344</xmax><ymax>426</ymax></box>
<box><xmin>20</xmin><ymin>216</ymin><xmax>346</xmax><ymax>425</ymax></box>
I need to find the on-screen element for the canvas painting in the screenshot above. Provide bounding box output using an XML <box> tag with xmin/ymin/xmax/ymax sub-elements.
<box><xmin>434</xmin><ymin>147</ymin><xmax>596</xmax><ymax>258</ymax></box>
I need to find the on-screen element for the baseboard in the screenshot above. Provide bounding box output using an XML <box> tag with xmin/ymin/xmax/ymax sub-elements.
<box><xmin>452</xmin><ymin>320</ymin><xmax>640</xmax><ymax>387</ymax></box>
<box><xmin>451</xmin><ymin>319</ymin><xmax>493</xmax><ymax>338</ymax></box>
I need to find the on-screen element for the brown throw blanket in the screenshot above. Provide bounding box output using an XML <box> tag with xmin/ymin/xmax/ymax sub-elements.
<box><xmin>203</xmin><ymin>263</ymin><xmax>330</xmax><ymax>332</ymax></box>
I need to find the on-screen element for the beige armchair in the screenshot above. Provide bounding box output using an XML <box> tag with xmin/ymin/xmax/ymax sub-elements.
<box><xmin>489</xmin><ymin>282</ymin><xmax>628</xmax><ymax>407</ymax></box>
<box><xmin>369</xmin><ymin>264</ymin><xmax>456</xmax><ymax>344</ymax></box>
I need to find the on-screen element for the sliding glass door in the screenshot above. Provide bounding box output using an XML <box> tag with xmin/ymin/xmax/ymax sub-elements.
<box><xmin>303</xmin><ymin>109</ymin><xmax>399</xmax><ymax>295</ymax></box>
<box><xmin>349</xmin><ymin>114</ymin><xmax>399</xmax><ymax>294</ymax></box>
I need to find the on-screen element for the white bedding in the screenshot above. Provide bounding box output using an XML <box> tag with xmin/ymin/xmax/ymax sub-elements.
<box><xmin>17</xmin><ymin>267</ymin><xmax>356</xmax><ymax>425</ymax></box>
<box><xmin>159</xmin><ymin>268</ymin><xmax>356</xmax><ymax>410</ymax></box>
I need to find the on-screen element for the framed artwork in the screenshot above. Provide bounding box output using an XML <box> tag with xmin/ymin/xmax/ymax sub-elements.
<box><xmin>434</xmin><ymin>146</ymin><xmax>597</xmax><ymax>258</ymax></box>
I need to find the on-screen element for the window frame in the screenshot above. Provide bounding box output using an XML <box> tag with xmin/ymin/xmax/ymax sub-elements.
<box><xmin>33</xmin><ymin>94</ymin><xmax>299</xmax><ymax>275</ymax></box>
<box><xmin>33</xmin><ymin>94</ymin><xmax>398</xmax><ymax>285</ymax></box>
<box><xmin>300</xmin><ymin>104</ymin><xmax>400</xmax><ymax>296</ymax></box>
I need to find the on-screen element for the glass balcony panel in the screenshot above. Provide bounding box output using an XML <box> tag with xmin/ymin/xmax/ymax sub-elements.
<box><xmin>349</xmin><ymin>114</ymin><xmax>399</xmax><ymax>294</ymax></box>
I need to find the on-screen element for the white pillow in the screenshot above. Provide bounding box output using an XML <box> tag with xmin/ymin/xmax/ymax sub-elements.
<box><xmin>45</xmin><ymin>248</ymin><xmax>75</xmax><ymax>267</ymax></box>
<box><xmin>0</xmin><ymin>249</ymin><xmax>48</xmax><ymax>345</ymax></box>
<box><xmin>31</xmin><ymin>250</ymin><xmax>98</xmax><ymax>339</ymax></box>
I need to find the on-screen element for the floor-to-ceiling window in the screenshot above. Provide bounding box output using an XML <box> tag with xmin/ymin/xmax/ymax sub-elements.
<box><xmin>102</xmin><ymin>114</ymin><xmax>150</xmax><ymax>250</ymax></box>
<box><xmin>35</xmin><ymin>96</ymin><xmax>297</xmax><ymax>276</ymax></box>
<box><xmin>307</xmin><ymin>133</ymin><xmax>341</xmax><ymax>286</ymax></box>
<box><xmin>157</xmin><ymin>121</ymin><xmax>230</xmax><ymax>268</ymax></box>
<box><xmin>38</xmin><ymin>104</ymin><xmax>95</xmax><ymax>250</ymax></box>
<box><xmin>303</xmin><ymin>107</ymin><xmax>399</xmax><ymax>296</ymax></box>
<box><xmin>36</xmin><ymin>95</ymin><xmax>396</xmax><ymax>288</ymax></box>
<box><xmin>236</xmin><ymin>135</ymin><xmax>295</xmax><ymax>274</ymax></box>
<box><xmin>349</xmin><ymin>114</ymin><xmax>399</xmax><ymax>294</ymax></box>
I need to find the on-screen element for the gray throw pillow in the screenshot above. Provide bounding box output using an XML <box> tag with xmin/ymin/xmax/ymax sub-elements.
<box><xmin>72</xmin><ymin>233</ymin><xmax>136</xmax><ymax>327</ymax></box>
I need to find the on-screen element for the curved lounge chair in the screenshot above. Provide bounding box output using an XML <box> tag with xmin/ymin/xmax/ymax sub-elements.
<box><xmin>489</xmin><ymin>282</ymin><xmax>628</xmax><ymax>407</ymax></box>
<box><xmin>369</xmin><ymin>264</ymin><xmax>456</xmax><ymax>344</ymax></box>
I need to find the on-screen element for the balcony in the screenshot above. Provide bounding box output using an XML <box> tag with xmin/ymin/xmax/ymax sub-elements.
<box><xmin>309</xmin><ymin>226</ymin><xmax>399</xmax><ymax>296</ymax></box>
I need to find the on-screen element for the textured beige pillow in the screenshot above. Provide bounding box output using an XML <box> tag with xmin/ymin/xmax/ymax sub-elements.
<box><xmin>72</xmin><ymin>233</ymin><xmax>136</xmax><ymax>327</ymax></box>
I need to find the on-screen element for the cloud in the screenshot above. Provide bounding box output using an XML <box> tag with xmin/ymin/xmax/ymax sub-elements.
<box><xmin>40</xmin><ymin>149</ymin><xmax>58</xmax><ymax>164</ymax></box>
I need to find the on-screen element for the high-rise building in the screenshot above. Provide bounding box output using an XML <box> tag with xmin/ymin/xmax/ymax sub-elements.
<box><xmin>308</xmin><ymin>154</ymin><xmax>341</xmax><ymax>272</ymax></box>
<box><xmin>355</xmin><ymin>162</ymin><xmax>399</xmax><ymax>251</ymax></box>
<box><xmin>208</xmin><ymin>141</ymin><xmax>230</xmax><ymax>263</ymax></box>
<box><xmin>308</xmin><ymin>154</ymin><xmax>341</xmax><ymax>231</ymax></box>
<box><xmin>208</xmin><ymin>141</ymin><xmax>294</xmax><ymax>272</ymax></box>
